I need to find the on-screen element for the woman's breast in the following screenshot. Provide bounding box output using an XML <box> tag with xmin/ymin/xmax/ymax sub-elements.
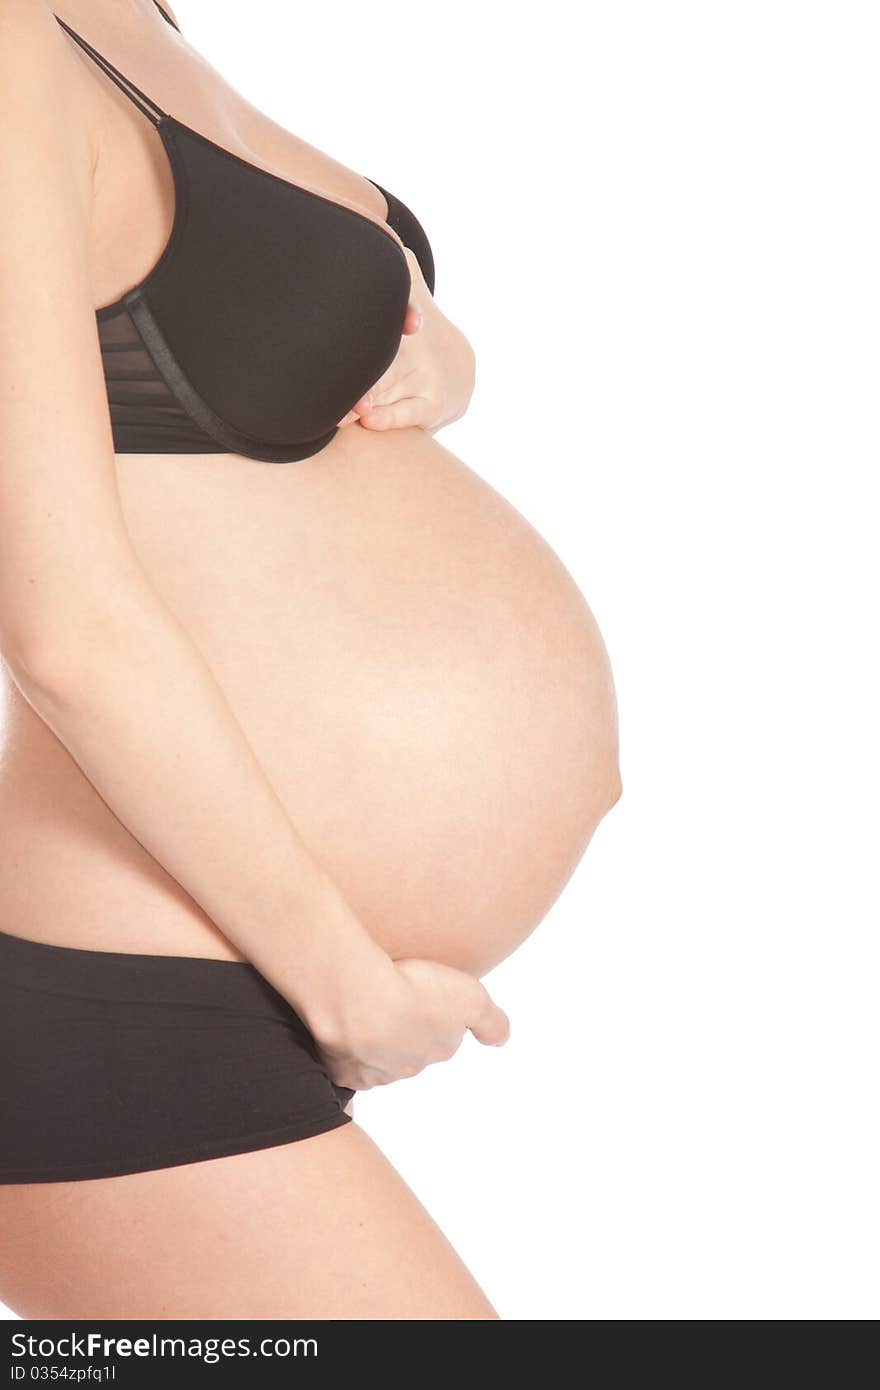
<box><xmin>0</xmin><ymin>426</ymin><xmax>619</xmax><ymax>975</ymax></box>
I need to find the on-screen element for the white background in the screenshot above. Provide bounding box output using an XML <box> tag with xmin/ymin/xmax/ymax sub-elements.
<box><xmin>4</xmin><ymin>0</ymin><xmax>877</xmax><ymax>1321</ymax></box>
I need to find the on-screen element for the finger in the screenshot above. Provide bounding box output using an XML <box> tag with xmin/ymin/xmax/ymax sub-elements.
<box><xmin>352</xmin><ymin>364</ymin><xmax>419</xmax><ymax>415</ymax></box>
<box><xmin>403</xmin><ymin>302</ymin><xmax>423</xmax><ymax>335</ymax></box>
<box><xmin>336</xmin><ymin>410</ymin><xmax>359</xmax><ymax>427</ymax></box>
<box><xmin>350</xmin><ymin>384</ymin><xmax>380</xmax><ymax>413</ymax></box>
<box><xmin>404</xmin><ymin>245</ymin><xmax>427</xmax><ymax>293</ymax></box>
<box><xmin>358</xmin><ymin>398</ymin><xmax>430</xmax><ymax>431</ymax></box>
<box><xmin>439</xmin><ymin>1033</ymin><xmax>466</xmax><ymax>1063</ymax></box>
<box><xmin>466</xmin><ymin>984</ymin><xmax>511</xmax><ymax>1047</ymax></box>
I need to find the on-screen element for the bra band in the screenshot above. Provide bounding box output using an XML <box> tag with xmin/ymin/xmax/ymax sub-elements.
<box><xmin>54</xmin><ymin>14</ymin><xmax>168</xmax><ymax>127</ymax></box>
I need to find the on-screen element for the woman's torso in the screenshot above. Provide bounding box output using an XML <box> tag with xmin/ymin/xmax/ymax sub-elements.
<box><xmin>0</xmin><ymin>3</ymin><xmax>618</xmax><ymax>978</ymax></box>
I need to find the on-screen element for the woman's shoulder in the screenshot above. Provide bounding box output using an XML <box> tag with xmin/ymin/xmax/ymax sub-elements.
<box><xmin>0</xmin><ymin>2</ymin><xmax>95</xmax><ymax>211</ymax></box>
<box><xmin>2</xmin><ymin>0</ymin><xmax>65</xmax><ymax>46</ymax></box>
<box><xmin>1</xmin><ymin>1</ymin><xmax>83</xmax><ymax>91</ymax></box>
<box><xmin>0</xmin><ymin>3</ymin><xmax>93</xmax><ymax>151</ymax></box>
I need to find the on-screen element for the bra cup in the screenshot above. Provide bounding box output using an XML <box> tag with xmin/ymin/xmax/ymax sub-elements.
<box><xmin>143</xmin><ymin>123</ymin><xmax>412</xmax><ymax>448</ymax></box>
<box><xmin>54</xmin><ymin>13</ymin><xmax>433</xmax><ymax>462</ymax></box>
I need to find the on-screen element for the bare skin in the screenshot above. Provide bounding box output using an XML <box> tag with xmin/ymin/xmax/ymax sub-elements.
<box><xmin>0</xmin><ymin>0</ymin><xmax>620</xmax><ymax>1319</ymax></box>
<box><xmin>0</xmin><ymin>1128</ymin><xmax>498</xmax><ymax>1320</ymax></box>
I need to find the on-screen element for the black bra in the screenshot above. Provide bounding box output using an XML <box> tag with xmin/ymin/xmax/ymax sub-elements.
<box><xmin>54</xmin><ymin>4</ymin><xmax>436</xmax><ymax>463</ymax></box>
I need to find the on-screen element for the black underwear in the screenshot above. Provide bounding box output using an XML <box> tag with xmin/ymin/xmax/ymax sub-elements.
<box><xmin>0</xmin><ymin>926</ymin><xmax>354</xmax><ymax>1184</ymax></box>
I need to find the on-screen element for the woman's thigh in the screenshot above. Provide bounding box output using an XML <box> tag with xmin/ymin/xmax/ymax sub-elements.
<box><xmin>0</xmin><ymin>1123</ymin><xmax>497</xmax><ymax>1320</ymax></box>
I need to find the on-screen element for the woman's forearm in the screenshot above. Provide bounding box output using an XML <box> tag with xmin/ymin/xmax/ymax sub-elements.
<box><xmin>9</xmin><ymin>593</ymin><xmax>389</xmax><ymax>1032</ymax></box>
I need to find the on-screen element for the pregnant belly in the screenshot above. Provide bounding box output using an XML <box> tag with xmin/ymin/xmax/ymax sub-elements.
<box><xmin>0</xmin><ymin>426</ymin><xmax>619</xmax><ymax>976</ymax></box>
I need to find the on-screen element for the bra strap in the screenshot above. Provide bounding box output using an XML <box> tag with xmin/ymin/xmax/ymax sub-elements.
<box><xmin>54</xmin><ymin>16</ymin><xmax>167</xmax><ymax>127</ymax></box>
<box><xmin>152</xmin><ymin>2</ymin><xmax>180</xmax><ymax>32</ymax></box>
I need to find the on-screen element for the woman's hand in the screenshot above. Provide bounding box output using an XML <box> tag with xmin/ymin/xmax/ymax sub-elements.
<box><xmin>313</xmin><ymin>955</ymin><xmax>510</xmax><ymax>1091</ymax></box>
<box><xmin>337</xmin><ymin>248</ymin><xmax>476</xmax><ymax>434</ymax></box>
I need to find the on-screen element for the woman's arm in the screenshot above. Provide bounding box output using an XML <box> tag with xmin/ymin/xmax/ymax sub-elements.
<box><xmin>0</xmin><ymin>1</ymin><xmax>507</xmax><ymax>1084</ymax></box>
<box><xmin>0</xmin><ymin>2</ymin><xmax>385</xmax><ymax>1023</ymax></box>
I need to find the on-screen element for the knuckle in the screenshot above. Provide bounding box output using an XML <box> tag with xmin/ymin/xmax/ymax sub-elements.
<box><xmin>472</xmin><ymin>980</ymin><xmax>490</xmax><ymax>1008</ymax></box>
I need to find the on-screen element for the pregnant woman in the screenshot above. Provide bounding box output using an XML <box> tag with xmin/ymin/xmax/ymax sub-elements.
<box><xmin>0</xmin><ymin>0</ymin><xmax>620</xmax><ymax>1319</ymax></box>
